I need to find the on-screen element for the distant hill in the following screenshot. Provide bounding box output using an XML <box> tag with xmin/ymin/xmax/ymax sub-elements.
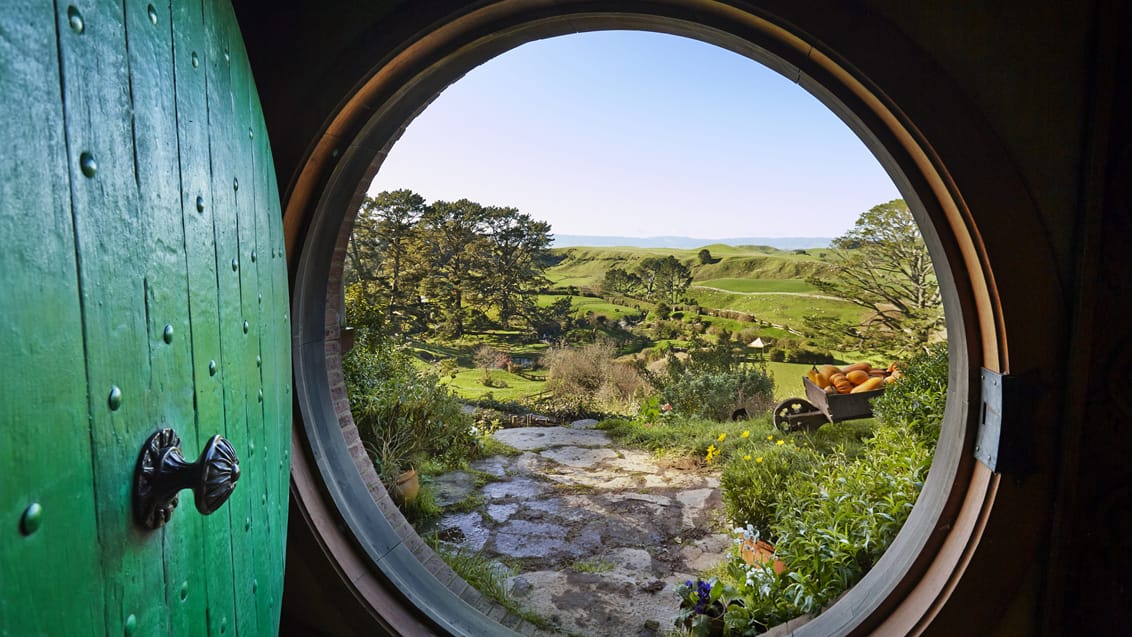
<box><xmin>551</xmin><ymin>234</ymin><xmax>832</xmax><ymax>250</ymax></box>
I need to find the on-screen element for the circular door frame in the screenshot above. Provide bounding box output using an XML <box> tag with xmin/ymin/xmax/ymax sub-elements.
<box><xmin>285</xmin><ymin>2</ymin><xmax>1063</xmax><ymax>635</ymax></box>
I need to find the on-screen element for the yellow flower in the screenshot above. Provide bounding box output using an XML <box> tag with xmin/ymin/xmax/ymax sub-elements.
<box><xmin>740</xmin><ymin>430</ymin><xmax>750</xmax><ymax>438</ymax></box>
<box><xmin>717</xmin><ymin>433</ymin><xmax>727</xmax><ymax>442</ymax></box>
<box><xmin>776</xmin><ymin>439</ymin><xmax>785</xmax><ymax>446</ymax></box>
<box><xmin>767</xmin><ymin>435</ymin><xmax>774</xmax><ymax>441</ymax></box>
<box><xmin>705</xmin><ymin>444</ymin><xmax>718</xmax><ymax>464</ymax></box>
<box><xmin>744</xmin><ymin>454</ymin><xmax>752</xmax><ymax>461</ymax></box>
<box><xmin>756</xmin><ymin>457</ymin><xmax>764</xmax><ymax>463</ymax></box>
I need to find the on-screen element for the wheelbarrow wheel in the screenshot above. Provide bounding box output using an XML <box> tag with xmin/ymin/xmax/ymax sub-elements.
<box><xmin>773</xmin><ymin>398</ymin><xmax>818</xmax><ymax>432</ymax></box>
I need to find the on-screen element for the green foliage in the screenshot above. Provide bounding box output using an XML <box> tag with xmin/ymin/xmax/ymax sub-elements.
<box><xmin>805</xmin><ymin>199</ymin><xmax>944</xmax><ymax>358</ymax></box>
<box><xmin>768</xmin><ymin>337</ymin><xmax>836</xmax><ymax>365</ymax></box>
<box><xmin>659</xmin><ymin>369</ymin><xmax>775</xmax><ymax>422</ymax></box>
<box><xmin>598</xmin><ymin>413</ymin><xmax>772</xmax><ymax>459</ymax></box>
<box><xmin>342</xmin><ymin>335</ymin><xmax>476</xmax><ymax>482</ymax></box>
<box><xmin>603</xmin><ymin>266</ymin><xmax>643</xmax><ymax>296</ymax></box>
<box><xmin>426</xmin><ymin>536</ymin><xmax>515</xmax><ymax>610</ymax></box>
<box><xmin>345</xmin><ymin>189</ymin><xmax>427</xmax><ymax>334</ymax></box>
<box><xmin>872</xmin><ymin>341</ymin><xmax>948</xmax><ymax>441</ymax></box>
<box><xmin>706</xmin><ymin>341</ymin><xmax>946</xmax><ymax>632</ymax></box>
<box><xmin>720</xmin><ymin>443</ymin><xmax>821</xmax><ymax>540</ymax></box>
<box><xmin>345</xmin><ymin>190</ymin><xmax>554</xmax><ymax>338</ymax></box>
<box><xmin>734</xmin><ymin>426</ymin><xmax>932</xmax><ymax>621</ymax></box>
<box><xmin>676</xmin><ymin>578</ymin><xmax>740</xmax><ymax>637</ymax></box>
<box><xmin>651</xmin><ymin>335</ymin><xmax>775</xmax><ymax>421</ymax></box>
<box><xmin>400</xmin><ymin>482</ymin><xmax>442</xmax><ymax>523</ymax></box>
<box><xmin>637</xmin><ymin>255</ymin><xmax>693</xmax><ymax>304</ymax></box>
<box><xmin>543</xmin><ymin>340</ymin><xmax>649</xmax><ymax>414</ymax></box>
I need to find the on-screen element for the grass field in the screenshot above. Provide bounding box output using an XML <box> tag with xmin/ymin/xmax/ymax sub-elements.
<box><xmin>436</xmin><ymin>355</ymin><xmax>820</xmax><ymax>406</ymax></box>
<box><xmin>693</xmin><ymin>278</ymin><xmax>819</xmax><ymax>294</ymax></box>
<box><xmin>763</xmin><ymin>361</ymin><xmax>821</xmax><ymax>400</ymax></box>
<box><xmin>545</xmin><ymin>244</ymin><xmax>833</xmax><ymax>290</ymax></box>
<box><xmin>536</xmin><ymin>294</ymin><xmax>643</xmax><ymax>321</ymax></box>
<box><xmin>390</xmin><ymin>243</ymin><xmax>873</xmax><ymax>407</ymax></box>
<box><xmin>439</xmin><ymin>368</ymin><xmax>547</xmax><ymax>402</ymax></box>
<box><xmin>685</xmin><ymin>288</ymin><xmax>864</xmax><ymax>331</ymax></box>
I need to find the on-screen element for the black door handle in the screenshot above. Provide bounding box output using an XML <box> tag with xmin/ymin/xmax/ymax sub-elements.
<box><xmin>134</xmin><ymin>428</ymin><xmax>240</xmax><ymax>530</ymax></box>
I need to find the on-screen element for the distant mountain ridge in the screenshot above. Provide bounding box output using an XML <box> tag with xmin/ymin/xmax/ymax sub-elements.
<box><xmin>551</xmin><ymin>234</ymin><xmax>833</xmax><ymax>250</ymax></box>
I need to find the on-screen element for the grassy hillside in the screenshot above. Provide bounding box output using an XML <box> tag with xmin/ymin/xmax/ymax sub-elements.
<box><xmin>684</xmin><ymin>288</ymin><xmax>863</xmax><ymax>328</ymax></box>
<box><xmin>544</xmin><ymin>244</ymin><xmax>865</xmax><ymax>333</ymax></box>
<box><xmin>545</xmin><ymin>244</ymin><xmax>832</xmax><ymax>290</ymax></box>
<box><xmin>693</xmin><ymin>278</ymin><xmax>819</xmax><ymax>294</ymax></box>
<box><xmin>535</xmin><ymin>294</ymin><xmax>643</xmax><ymax>321</ymax></box>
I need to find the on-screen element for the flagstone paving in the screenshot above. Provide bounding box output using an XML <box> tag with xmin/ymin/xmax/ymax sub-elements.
<box><xmin>426</xmin><ymin>423</ymin><xmax>731</xmax><ymax>637</ymax></box>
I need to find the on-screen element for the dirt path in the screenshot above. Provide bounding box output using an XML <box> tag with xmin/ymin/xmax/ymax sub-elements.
<box><xmin>428</xmin><ymin>423</ymin><xmax>730</xmax><ymax>637</ymax></box>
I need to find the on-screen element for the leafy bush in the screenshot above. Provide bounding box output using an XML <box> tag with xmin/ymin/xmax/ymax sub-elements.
<box><xmin>732</xmin><ymin>425</ymin><xmax>932</xmax><ymax>622</ymax></box>
<box><xmin>543</xmin><ymin>340</ymin><xmax>649</xmax><ymax>413</ymax></box>
<box><xmin>720</xmin><ymin>443</ymin><xmax>821</xmax><ymax>539</ymax></box>
<box><xmin>872</xmin><ymin>341</ymin><xmax>948</xmax><ymax>441</ymax></box>
<box><xmin>659</xmin><ymin>368</ymin><xmax>775</xmax><ymax>422</ymax></box>
<box><xmin>703</xmin><ymin>341</ymin><xmax>948</xmax><ymax>632</ymax></box>
<box><xmin>783</xmin><ymin>346</ymin><xmax>836</xmax><ymax>365</ymax></box>
<box><xmin>343</xmin><ymin>335</ymin><xmax>476</xmax><ymax>481</ymax></box>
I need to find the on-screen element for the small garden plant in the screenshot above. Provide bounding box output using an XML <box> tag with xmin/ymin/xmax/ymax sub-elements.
<box><xmin>671</xmin><ymin>342</ymin><xmax>947</xmax><ymax>635</ymax></box>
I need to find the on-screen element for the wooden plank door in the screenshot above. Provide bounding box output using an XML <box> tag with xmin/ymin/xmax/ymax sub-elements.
<box><xmin>0</xmin><ymin>1</ymin><xmax>291</xmax><ymax>635</ymax></box>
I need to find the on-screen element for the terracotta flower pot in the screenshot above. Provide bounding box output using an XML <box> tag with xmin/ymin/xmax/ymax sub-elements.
<box><xmin>740</xmin><ymin>537</ymin><xmax>787</xmax><ymax>574</ymax></box>
<box><xmin>390</xmin><ymin>468</ymin><xmax>419</xmax><ymax>505</ymax></box>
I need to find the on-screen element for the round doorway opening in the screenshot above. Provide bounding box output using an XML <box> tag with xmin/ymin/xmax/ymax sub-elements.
<box><xmin>287</xmin><ymin>4</ymin><xmax>1026</xmax><ymax>637</ymax></box>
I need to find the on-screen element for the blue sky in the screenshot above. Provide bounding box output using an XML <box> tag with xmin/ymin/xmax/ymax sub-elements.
<box><xmin>368</xmin><ymin>31</ymin><xmax>900</xmax><ymax>239</ymax></box>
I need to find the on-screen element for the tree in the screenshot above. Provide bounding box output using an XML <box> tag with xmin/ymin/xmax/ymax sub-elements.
<box><xmin>697</xmin><ymin>248</ymin><xmax>717</xmax><ymax>264</ymax></box>
<box><xmin>806</xmin><ymin>199</ymin><xmax>944</xmax><ymax>356</ymax></box>
<box><xmin>345</xmin><ymin>190</ymin><xmax>554</xmax><ymax>338</ymax></box>
<box><xmin>636</xmin><ymin>255</ymin><xmax>693</xmax><ymax>304</ymax></box>
<box><xmin>602</xmin><ymin>266</ymin><xmax>642</xmax><ymax>297</ymax></box>
<box><xmin>346</xmin><ymin>189</ymin><xmax>427</xmax><ymax>333</ymax></box>
<box><xmin>478</xmin><ymin>207</ymin><xmax>552</xmax><ymax>325</ymax></box>
<box><xmin>418</xmin><ymin>199</ymin><xmax>490</xmax><ymax>337</ymax></box>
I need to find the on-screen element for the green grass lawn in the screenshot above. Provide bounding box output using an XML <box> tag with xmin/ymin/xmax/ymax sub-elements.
<box><xmin>536</xmin><ymin>294</ymin><xmax>643</xmax><ymax>321</ymax></box>
<box><xmin>686</xmin><ymin>288</ymin><xmax>864</xmax><ymax>330</ymax></box>
<box><xmin>545</xmin><ymin>244</ymin><xmax>832</xmax><ymax>290</ymax></box>
<box><xmin>439</xmin><ymin>368</ymin><xmax>547</xmax><ymax>402</ymax></box>
<box><xmin>763</xmin><ymin>361</ymin><xmax>820</xmax><ymax>400</ymax></box>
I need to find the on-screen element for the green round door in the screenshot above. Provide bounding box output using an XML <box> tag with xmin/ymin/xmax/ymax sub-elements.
<box><xmin>0</xmin><ymin>1</ymin><xmax>290</xmax><ymax>635</ymax></box>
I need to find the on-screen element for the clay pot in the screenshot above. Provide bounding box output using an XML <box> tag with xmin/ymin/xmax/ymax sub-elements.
<box><xmin>740</xmin><ymin>538</ymin><xmax>787</xmax><ymax>574</ymax></box>
<box><xmin>390</xmin><ymin>468</ymin><xmax>419</xmax><ymax>505</ymax></box>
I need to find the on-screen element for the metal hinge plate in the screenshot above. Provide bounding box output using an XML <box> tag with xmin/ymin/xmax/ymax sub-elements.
<box><xmin>975</xmin><ymin>368</ymin><xmax>1010</xmax><ymax>472</ymax></box>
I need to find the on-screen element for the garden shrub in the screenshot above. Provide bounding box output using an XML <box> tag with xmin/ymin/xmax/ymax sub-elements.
<box><xmin>659</xmin><ymin>368</ymin><xmax>775</xmax><ymax>422</ymax></box>
<box><xmin>711</xmin><ymin>342</ymin><xmax>947</xmax><ymax>632</ymax></box>
<box><xmin>343</xmin><ymin>335</ymin><xmax>476</xmax><ymax>481</ymax></box>
<box><xmin>783</xmin><ymin>346</ymin><xmax>835</xmax><ymax>365</ymax></box>
<box><xmin>872</xmin><ymin>341</ymin><xmax>948</xmax><ymax>441</ymax></box>
<box><xmin>543</xmin><ymin>340</ymin><xmax>648</xmax><ymax>414</ymax></box>
<box><xmin>732</xmin><ymin>425</ymin><xmax>933</xmax><ymax>622</ymax></box>
<box><xmin>720</xmin><ymin>443</ymin><xmax>821</xmax><ymax>539</ymax></box>
<box><xmin>697</xmin><ymin>339</ymin><xmax>946</xmax><ymax>633</ymax></box>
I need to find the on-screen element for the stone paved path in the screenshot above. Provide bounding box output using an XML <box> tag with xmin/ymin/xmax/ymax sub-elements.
<box><xmin>426</xmin><ymin>422</ymin><xmax>730</xmax><ymax>637</ymax></box>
